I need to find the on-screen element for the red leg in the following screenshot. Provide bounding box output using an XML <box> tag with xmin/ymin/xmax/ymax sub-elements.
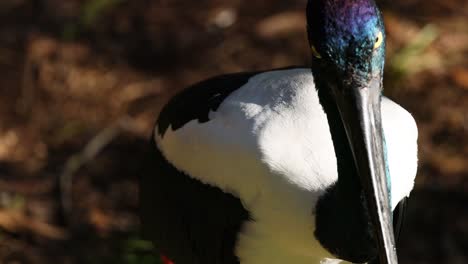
<box><xmin>161</xmin><ymin>255</ymin><xmax>174</xmax><ymax>264</ymax></box>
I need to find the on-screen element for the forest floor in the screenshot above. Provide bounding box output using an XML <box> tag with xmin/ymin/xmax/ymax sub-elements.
<box><xmin>0</xmin><ymin>0</ymin><xmax>467</xmax><ymax>263</ymax></box>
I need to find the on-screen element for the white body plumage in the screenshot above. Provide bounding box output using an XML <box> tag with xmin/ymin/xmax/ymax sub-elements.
<box><xmin>155</xmin><ymin>68</ymin><xmax>418</xmax><ymax>264</ymax></box>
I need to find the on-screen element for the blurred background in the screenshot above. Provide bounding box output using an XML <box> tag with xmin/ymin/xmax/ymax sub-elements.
<box><xmin>0</xmin><ymin>0</ymin><xmax>466</xmax><ymax>263</ymax></box>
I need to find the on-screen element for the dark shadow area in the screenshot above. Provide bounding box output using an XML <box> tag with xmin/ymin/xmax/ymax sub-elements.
<box><xmin>400</xmin><ymin>189</ymin><xmax>468</xmax><ymax>264</ymax></box>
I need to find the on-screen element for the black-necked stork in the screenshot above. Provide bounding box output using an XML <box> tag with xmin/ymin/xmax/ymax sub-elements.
<box><xmin>140</xmin><ymin>0</ymin><xmax>418</xmax><ymax>263</ymax></box>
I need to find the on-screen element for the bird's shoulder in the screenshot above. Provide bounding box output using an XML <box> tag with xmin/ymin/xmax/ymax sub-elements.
<box><xmin>156</xmin><ymin>67</ymin><xmax>311</xmax><ymax>139</ymax></box>
<box><xmin>157</xmin><ymin>71</ymin><xmax>258</xmax><ymax>138</ymax></box>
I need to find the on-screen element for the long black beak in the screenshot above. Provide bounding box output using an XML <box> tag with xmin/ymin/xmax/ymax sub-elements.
<box><xmin>333</xmin><ymin>77</ymin><xmax>398</xmax><ymax>264</ymax></box>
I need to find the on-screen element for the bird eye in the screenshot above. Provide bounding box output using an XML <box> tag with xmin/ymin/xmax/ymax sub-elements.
<box><xmin>311</xmin><ymin>45</ymin><xmax>322</xmax><ymax>59</ymax></box>
<box><xmin>373</xmin><ymin>31</ymin><xmax>383</xmax><ymax>50</ymax></box>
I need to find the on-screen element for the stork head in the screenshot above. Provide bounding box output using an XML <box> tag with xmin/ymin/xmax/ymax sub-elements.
<box><xmin>307</xmin><ymin>0</ymin><xmax>385</xmax><ymax>82</ymax></box>
<box><xmin>306</xmin><ymin>1</ymin><xmax>397</xmax><ymax>263</ymax></box>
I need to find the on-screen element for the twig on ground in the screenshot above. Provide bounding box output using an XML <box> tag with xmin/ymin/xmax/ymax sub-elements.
<box><xmin>59</xmin><ymin>116</ymin><xmax>140</xmax><ymax>225</ymax></box>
